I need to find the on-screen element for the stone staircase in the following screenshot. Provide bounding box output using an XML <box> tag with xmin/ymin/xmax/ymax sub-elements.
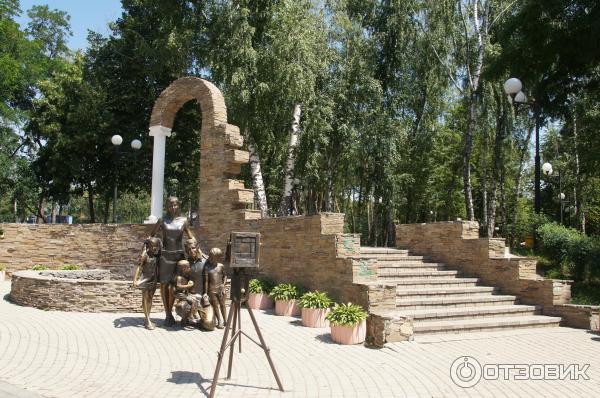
<box><xmin>361</xmin><ymin>247</ymin><xmax>561</xmax><ymax>336</ymax></box>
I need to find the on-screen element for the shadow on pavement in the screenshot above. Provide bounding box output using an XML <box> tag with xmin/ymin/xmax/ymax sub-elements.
<box><xmin>168</xmin><ymin>371</ymin><xmax>210</xmax><ymax>396</ymax></box>
<box><xmin>586</xmin><ymin>330</ymin><xmax>600</xmax><ymax>342</ymax></box>
<box><xmin>314</xmin><ymin>333</ymin><xmax>336</xmax><ymax>344</ymax></box>
<box><xmin>113</xmin><ymin>316</ymin><xmax>157</xmax><ymax>328</ymax></box>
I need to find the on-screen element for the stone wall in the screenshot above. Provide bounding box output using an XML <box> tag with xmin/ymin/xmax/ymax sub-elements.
<box><xmin>0</xmin><ymin>223</ymin><xmax>151</xmax><ymax>278</ymax></box>
<box><xmin>0</xmin><ymin>214</ymin><xmax>390</xmax><ymax>311</ymax></box>
<box><xmin>10</xmin><ymin>270</ymin><xmax>162</xmax><ymax>312</ymax></box>
<box><xmin>395</xmin><ymin>221</ymin><xmax>599</xmax><ymax>329</ymax></box>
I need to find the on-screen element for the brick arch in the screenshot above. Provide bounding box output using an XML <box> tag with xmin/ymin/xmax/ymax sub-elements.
<box><xmin>150</xmin><ymin>77</ymin><xmax>227</xmax><ymax>130</ymax></box>
<box><xmin>149</xmin><ymin>77</ymin><xmax>260</xmax><ymax>251</ymax></box>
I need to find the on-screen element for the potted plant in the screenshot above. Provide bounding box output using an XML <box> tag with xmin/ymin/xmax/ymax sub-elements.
<box><xmin>270</xmin><ymin>283</ymin><xmax>301</xmax><ymax>316</ymax></box>
<box><xmin>298</xmin><ymin>291</ymin><xmax>332</xmax><ymax>328</ymax></box>
<box><xmin>247</xmin><ymin>278</ymin><xmax>275</xmax><ymax>310</ymax></box>
<box><xmin>326</xmin><ymin>303</ymin><xmax>368</xmax><ymax>345</ymax></box>
<box><xmin>0</xmin><ymin>264</ymin><xmax>5</xmax><ymax>282</ymax></box>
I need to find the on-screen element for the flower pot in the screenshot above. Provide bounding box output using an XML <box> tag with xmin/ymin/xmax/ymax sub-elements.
<box><xmin>247</xmin><ymin>293</ymin><xmax>274</xmax><ymax>310</ymax></box>
<box><xmin>301</xmin><ymin>308</ymin><xmax>330</xmax><ymax>328</ymax></box>
<box><xmin>330</xmin><ymin>319</ymin><xmax>367</xmax><ymax>345</ymax></box>
<box><xmin>275</xmin><ymin>299</ymin><xmax>301</xmax><ymax>317</ymax></box>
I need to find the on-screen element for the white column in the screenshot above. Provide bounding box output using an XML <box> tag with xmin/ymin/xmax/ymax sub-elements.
<box><xmin>145</xmin><ymin>125</ymin><xmax>172</xmax><ymax>223</ymax></box>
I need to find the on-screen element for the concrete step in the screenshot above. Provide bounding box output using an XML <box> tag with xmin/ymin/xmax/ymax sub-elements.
<box><xmin>389</xmin><ymin>277</ymin><xmax>480</xmax><ymax>288</ymax></box>
<box><xmin>413</xmin><ymin>315</ymin><xmax>562</xmax><ymax>335</ymax></box>
<box><xmin>399</xmin><ymin>304</ymin><xmax>540</xmax><ymax>321</ymax></box>
<box><xmin>359</xmin><ymin>254</ymin><xmax>423</xmax><ymax>260</ymax></box>
<box><xmin>395</xmin><ymin>294</ymin><xmax>518</xmax><ymax>310</ymax></box>
<box><xmin>378</xmin><ymin>264</ymin><xmax>446</xmax><ymax>274</ymax></box>
<box><xmin>375</xmin><ymin>260</ymin><xmax>443</xmax><ymax>266</ymax></box>
<box><xmin>360</xmin><ymin>247</ymin><xmax>408</xmax><ymax>255</ymax></box>
<box><xmin>396</xmin><ymin>286</ymin><xmax>497</xmax><ymax>299</ymax></box>
<box><xmin>379</xmin><ymin>270</ymin><xmax>459</xmax><ymax>280</ymax></box>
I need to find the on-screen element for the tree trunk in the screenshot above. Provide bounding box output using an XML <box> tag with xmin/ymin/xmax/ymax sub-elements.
<box><xmin>279</xmin><ymin>104</ymin><xmax>302</xmax><ymax>216</ymax></box>
<box><xmin>325</xmin><ymin>155</ymin><xmax>335</xmax><ymax>212</ymax></box>
<box><xmin>248</xmin><ymin>142</ymin><xmax>269</xmax><ymax>218</ymax></box>
<box><xmin>482</xmin><ymin>128</ymin><xmax>489</xmax><ymax>235</ymax></box>
<box><xmin>87</xmin><ymin>185</ymin><xmax>95</xmax><ymax>223</ymax></box>
<box><xmin>36</xmin><ymin>194</ymin><xmax>46</xmax><ymax>224</ymax></box>
<box><xmin>13</xmin><ymin>197</ymin><xmax>18</xmax><ymax>223</ymax></box>
<box><xmin>510</xmin><ymin>126</ymin><xmax>533</xmax><ymax>246</ymax></box>
<box><xmin>461</xmin><ymin>0</ymin><xmax>486</xmax><ymax>221</ymax></box>
<box><xmin>103</xmin><ymin>195</ymin><xmax>110</xmax><ymax>224</ymax></box>
<box><xmin>573</xmin><ymin>114</ymin><xmax>585</xmax><ymax>233</ymax></box>
<box><xmin>488</xmin><ymin>105</ymin><xmax>506</xmax><ymax>237</ymax></box>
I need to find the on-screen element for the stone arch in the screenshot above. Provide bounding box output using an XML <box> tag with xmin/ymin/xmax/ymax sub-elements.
<box><xmin>148</xmin><ymin>77</ymin><xmax>260</xmax><ymax>250</ymax></box>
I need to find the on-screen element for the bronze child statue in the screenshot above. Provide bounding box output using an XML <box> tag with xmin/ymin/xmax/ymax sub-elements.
<box><xmin>173</xmin><ymin>259</ymin><xmax>201</xmax><ymax>327</ymax></box>
<box><xmin>203</xmin><ymin>248</ymin><xmax>227</xmax><ymax>329</ymax></box>
<box><xmin>132</xmin><ymin>237</ymin><xmax>161</xmax><ymax>330</ymax></box>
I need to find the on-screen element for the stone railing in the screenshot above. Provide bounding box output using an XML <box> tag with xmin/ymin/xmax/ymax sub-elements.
<box><xmin>395</xmin><ymin>221</ymin><xmax>599</xmax><ymax>329</ymax></box>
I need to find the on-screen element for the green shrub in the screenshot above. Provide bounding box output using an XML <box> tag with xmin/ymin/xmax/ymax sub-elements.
<box><xmin>325</xmin><ymin>302</ymin><xmax>368</xmax><ymax>326</ymax></box>
<box><xmin>571</xmin><ymin>282</ymin><xmax>600</xmax><ymax>306</ymax></box>
<box><xmin>537</xmin><ymin>223</ymin><xmax>576</xmax><ymax>264</ymax></box>
<box><xmin>31</xmin><ymin>265</ymin><xmax>49</xmax><ymax>271</ymax></box>
<box><xmin>0</xmin><ymin>263</ymin><xmax>6</xmax><ymax>271</ymax></box>
<box><xmin>537</xmin><ymin>223</ymin><xmax>600</xmax><ymax>281</ymax></box>
<box><xmin>60</xmin><ymin>264</ymin><xmax>81</xmax><ymax>271</ymax></box>
<box><xmin>269</xmin><ymin>283</ymin><xmax>300</xmax><ymax>301</ymax></box>
<box><xmin>544</xmin><ymin>267</ymin><xmax>567</xmax><ymax>280</ymax></box>
<box><xmin>298</xmin><ymin>291</ymin><xmax>333</xmax><ymax>309</ymax></box>
<box><xmin>248</xmin><ymin>278</ymin><xmax>275</xmax><ymax>294</ymax></box>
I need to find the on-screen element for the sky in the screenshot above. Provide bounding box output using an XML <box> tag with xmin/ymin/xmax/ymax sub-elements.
<box><xmin>15</xmin><ymin>0</ymin><xmax>123</xmax><ymax>50</ymax></box>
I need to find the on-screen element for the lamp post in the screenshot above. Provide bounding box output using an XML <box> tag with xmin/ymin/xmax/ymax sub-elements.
<box><xmin>504</xmin><ymin>78</ymin><xmax>542</xmax><ymax>215</ymax></box>
<box><xmin>111</xmin><ymin>135</ymin><xmax>142</xmax><ymax>223</ymax></box>
<box><xmin>542</xmin><ymin>162</ymin><xmax>565</xmax><ymax>225</ymax></box>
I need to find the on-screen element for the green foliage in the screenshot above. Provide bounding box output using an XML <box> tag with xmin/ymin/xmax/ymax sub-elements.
<box><xmin>537</xmin><ymin>223</ymin><xmax>600</xmax><ymax>281</ymax></box>
<box><xmin>298</xmin><ymin>291</ymin><xmax>332</xmax><ymax>309</ymax></box>
<box><xmin>325</xmin><ymin>302</ymin><xmax>368</xmax><ymax>327</ymax></box>
<box><xmin>59</xmin><ymin>264</ymin><xmax>80</xmax><ymax>270</ymax></box>
<box><xmin>0</xmin><ymin>263</ymin><xmax>6</xmax><ymax>271</ymax></box>
<box><xmin>1</xmin><ymin>0</ymin><xmax>599</xmax><ymax>243</ymax></box>
<box><xmin>269</xmin><ymin>283</ymin><xmax>301</xmax><ymax>301</ymax></box>
<box><xmin>248</xmin><ymin>278</ymin><xmax>275</xmax><ymax>294</ymax></box>
<box><xmin>571</xmin><ymin>282</ymin><xmax>600</xmax><ymax>306</ymax></box>
<box><xmin>31</xmin><ymin>265</ymin><xmax>49</xmax><ymax>271</ymax></box>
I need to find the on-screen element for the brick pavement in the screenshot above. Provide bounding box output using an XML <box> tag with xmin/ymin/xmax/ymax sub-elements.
<box><xmin>1</xmin><ymin>281</ymin><xmax>599</xmax><ymax>397</ymax></box>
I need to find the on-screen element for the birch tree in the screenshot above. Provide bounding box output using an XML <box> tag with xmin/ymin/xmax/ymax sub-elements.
<box><xmin>279</xmin><ymin>104</ymin><xmax>302</xmax><ymax>216</ymax></box>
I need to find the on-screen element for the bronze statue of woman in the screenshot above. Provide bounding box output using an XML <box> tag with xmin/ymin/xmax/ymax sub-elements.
<box><xmin>149</xmin><ymin>196</ymin><xmax>195</xmax><ymax>326</ymax></box>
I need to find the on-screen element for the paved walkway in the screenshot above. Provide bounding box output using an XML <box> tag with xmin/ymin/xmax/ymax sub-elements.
<box><xmin>1</xmin><ymin>281</ymin><xmax>599</xmax><ymax>397</ymax></box>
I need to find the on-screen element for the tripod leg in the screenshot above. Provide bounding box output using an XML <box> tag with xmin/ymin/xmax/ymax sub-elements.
<box><xmin>209</xmin><ymin>301</ymin><xmax>236</xmax><ymax>398</ymax></box>
<box><xmin>226</xmin><ymin>301</ymin><xmax>239</xmax><ymax>379</ymax></box>
<box><xmin>246</xmin><ymin>306</ymin><xmax>285</xmax><ymax>392</ymax></box>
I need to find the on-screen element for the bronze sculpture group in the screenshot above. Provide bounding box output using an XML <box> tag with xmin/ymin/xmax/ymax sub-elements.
<box><xmin>132</xmin><ymin>196</ymin><xmax>227</xmax><ymax>330</ymax></box>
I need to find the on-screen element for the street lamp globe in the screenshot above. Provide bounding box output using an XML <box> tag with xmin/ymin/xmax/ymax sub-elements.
<box><xmin>111</xmin><ymin>134</ymin><xmax>123</xmax><ymax>146</ymax></box>
<box><xmin>514</xmin><ymin>91</ymin><xmax>528</xmax><ymax>104</ymax></box>
<box><xmin>503</xmin><ymin>77</ymin><xmax>522</xmax><ymax>95</ymax></box>
<box><xmin>542</xmin><ymin>162</ymin><xmax>553</xmax><ymax>175</ymax></box>
<box><xmin>131</xmin><ymin>139</ymin><xmax>142</xmax><ymax>150</ymax></box>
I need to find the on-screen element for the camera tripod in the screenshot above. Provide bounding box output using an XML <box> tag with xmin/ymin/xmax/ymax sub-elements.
<box><xmin>209</xmin><ymin>268</ymin><xmax>284</xmax><ymax>397</ymax></box>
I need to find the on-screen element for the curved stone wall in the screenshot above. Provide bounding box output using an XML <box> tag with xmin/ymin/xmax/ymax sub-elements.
<box><xmin>9</xmin><ymin>270</ymin><xmax>161</xmax><ymax>313</ymax></box>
